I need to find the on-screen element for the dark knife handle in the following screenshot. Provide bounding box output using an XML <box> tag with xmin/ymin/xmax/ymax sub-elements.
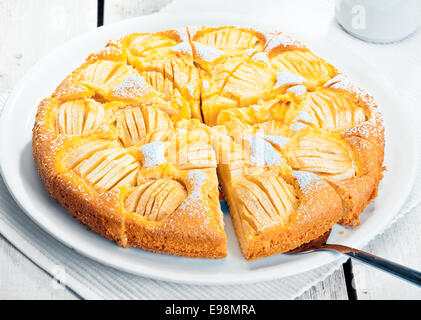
<box><xmin>322</xmin><ymin>244</ymin><xmax>421</xmax><ymax>287</ymax></box>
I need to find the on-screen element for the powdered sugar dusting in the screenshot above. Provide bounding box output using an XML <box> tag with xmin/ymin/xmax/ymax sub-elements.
<box><xmin>140</xmin><ymin>141</ymin><xmax>165</xmax><ymax>167</ymax></box>
<box><xmin>292</xmin><ymin>171</ymin><xmax>320</xmax><ymax>191</ymax></box>
<box><xmin>187</xmin><ymin>169</ymin><xmax>207</xmax><ymax>199</ymax></box>
<box><xmin>174</xmin><ymin>27</ymin><xmax>189</xmax><ymax>42</ymax></box>
<box><xmin>171</xmin><ymin>41</ymin><xmax>193</xmax><ymax>56</ymax></box>
<box><xmin>252</xmin><ymin>52</ymin><xmax>269</xmax><ymax>64</ymax></box>
<box><xmin>112</xmin><ymin>74</ymin><xmax>152</xmax><ymax>99</ymax></box>
<box><xmin>186</xmin><ymin>25</ymin><xmax>203</xmax><ymax>39</ymax></box>
<box><xmin>251</xmin><ymin>104</ymin><xmax>262</xmax><ymax>111</ymax></box>
<box><xmin>290</xmin><ymin>122</ymin><xmax>308</xmax><ymax>131</ymax></box>
<box><xmin>174</xmin><ymin>169</ymin><xmax>209</xmax><ymax>222</ymax></box>
<box><xmin>325</xmin><ymin>74</ymin><xmax>376</xmax><ymax>107</ymax></box>
<box><xmin>193</xmin><ymin>42</ymin><xmax>223</xmax><ymax>62</ymax></box>
<box><xmin>186</xmin><ymin>84</ymin><xmax>195</xmax><ymax>96</ymax></box>
<box><xmin>96</xmin><ymin>45</ymin><xmax>118</xmax><ymax>58</ymax></box>
<box><xmin>245</xmin><ymin>48</ymin><xmax>256</xmax><ymax>56</ymax></box>
<box><xmin>287</xmin><ymin>85</ymin><xmax>307</xmax><ymax>96</ymax></box>
<box><xmin>345</xmin><ymin>109</ymin><xmax>384</xmax><ymax>139</ymax></box>
<box><xmin>294</xmin><ymin>111</ymin><xmax>316</xmax><ymax>124</ymax></box>
<box><xmin>274</xmin><ymin>72</ymin><xmax>306</xmax><ymax>89</ymax></box>
<box><xmin>245</xmin><ymin>133</ymin><xmax>281</xmax><ymax>166</ymax></box>
<box><xmin>263</xmin><ymin>135</ymin><xmax>289</xmax><ymax>149</ymax></box>
<box><xmin>265</xmin><ymin>33</ymin><xmax>303</xmax><ymax>52</ymax></box>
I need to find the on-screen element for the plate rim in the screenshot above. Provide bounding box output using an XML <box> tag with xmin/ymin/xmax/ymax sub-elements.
<box><xmin>0</xmin><ymin>12</ymin><xmax>418</xmax><ymax>285</ymax></box>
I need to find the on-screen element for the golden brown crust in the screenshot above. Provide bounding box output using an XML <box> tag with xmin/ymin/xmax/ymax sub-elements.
<box><xmin>330</xmin><ymin>135</ymin><xmax>384</xmax><ymax>226</ymax></box>
<box><xmin>330</xmin><ymin>76</ymin><xmax>385</xmax><ymax>226</ymax></box>
<box><xmin>125</xmin><ymin>197</ymin><xmax>226</xmax><ymax>258</ymax></box>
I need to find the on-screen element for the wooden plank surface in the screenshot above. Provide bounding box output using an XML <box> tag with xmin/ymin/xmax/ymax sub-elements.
<box><xmin>297</xmin><ymin>268</ymin><xmax>349</xmax><ymax>300</ymax></box>
<box><xmin>0</xmin><ymin>0</ymin><xmax>97</xmax><ymax>91</ymax></box>
<box><xmin>352</xmin><ymin>206</ymin><xmax>421</xmax><ymax>299</ymax></box>
<box><xmin>0</xmin><ymin>235</ymin><xmax>78</xmax><ymax>300</ymax></box>
<box><xmin>104</xmin><ymin>0</ymin><xmax>173</xmax><ymax>24</ymax></box>
<box><xmin>0</xmin><ymin>0</ymin><xmax>96</xmax><ymax>300</ymax></box>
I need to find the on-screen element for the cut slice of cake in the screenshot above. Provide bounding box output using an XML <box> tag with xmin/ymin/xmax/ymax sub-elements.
<box><xmin>211</xmin><ymin>127</ymin><xmax>342</xmax><ymax>260</ymax></box>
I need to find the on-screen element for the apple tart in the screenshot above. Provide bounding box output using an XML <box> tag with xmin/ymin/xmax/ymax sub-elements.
<box><xmin>33</xmin><ymin>26</ymin><xmax>384</xmax><ymax>260</ymax></box>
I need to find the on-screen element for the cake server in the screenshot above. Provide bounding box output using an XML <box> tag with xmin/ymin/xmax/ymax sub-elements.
<box><xmin>287</xmin><ymin>236</ymin><xmax>421</xmax><ymax>287</ymax></box>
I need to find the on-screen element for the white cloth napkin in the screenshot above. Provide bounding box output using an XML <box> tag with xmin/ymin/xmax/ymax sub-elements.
<box><xmin>1</xmin><ymin>0</ymin><xmax>421</xmax><ymax>300</ymax></box>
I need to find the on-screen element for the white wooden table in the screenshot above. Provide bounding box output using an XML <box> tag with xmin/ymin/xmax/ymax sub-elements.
<box><xmin>0</xmin><ymin>0</ymin><xmax>420</xmax><ymax>300</ymax></box>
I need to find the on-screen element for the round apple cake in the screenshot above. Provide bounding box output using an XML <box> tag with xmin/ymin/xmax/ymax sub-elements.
<box><xmin>32</xmin><ymin>26</ymin><xmax>384</xmax><ymax>260</ymax></box>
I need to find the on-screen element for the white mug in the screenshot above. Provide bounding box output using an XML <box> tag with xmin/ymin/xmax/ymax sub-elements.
<box><xmin>335</xmin><ymin>0</ymin><xmax>421</xmax><ymax>43</ymax></box>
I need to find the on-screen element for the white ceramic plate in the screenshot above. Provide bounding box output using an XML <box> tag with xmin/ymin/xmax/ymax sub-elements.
<box><xmin>0</xmin><ymin>12</ymin><xmax>418</xmax><ymax>285</ymax></box>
